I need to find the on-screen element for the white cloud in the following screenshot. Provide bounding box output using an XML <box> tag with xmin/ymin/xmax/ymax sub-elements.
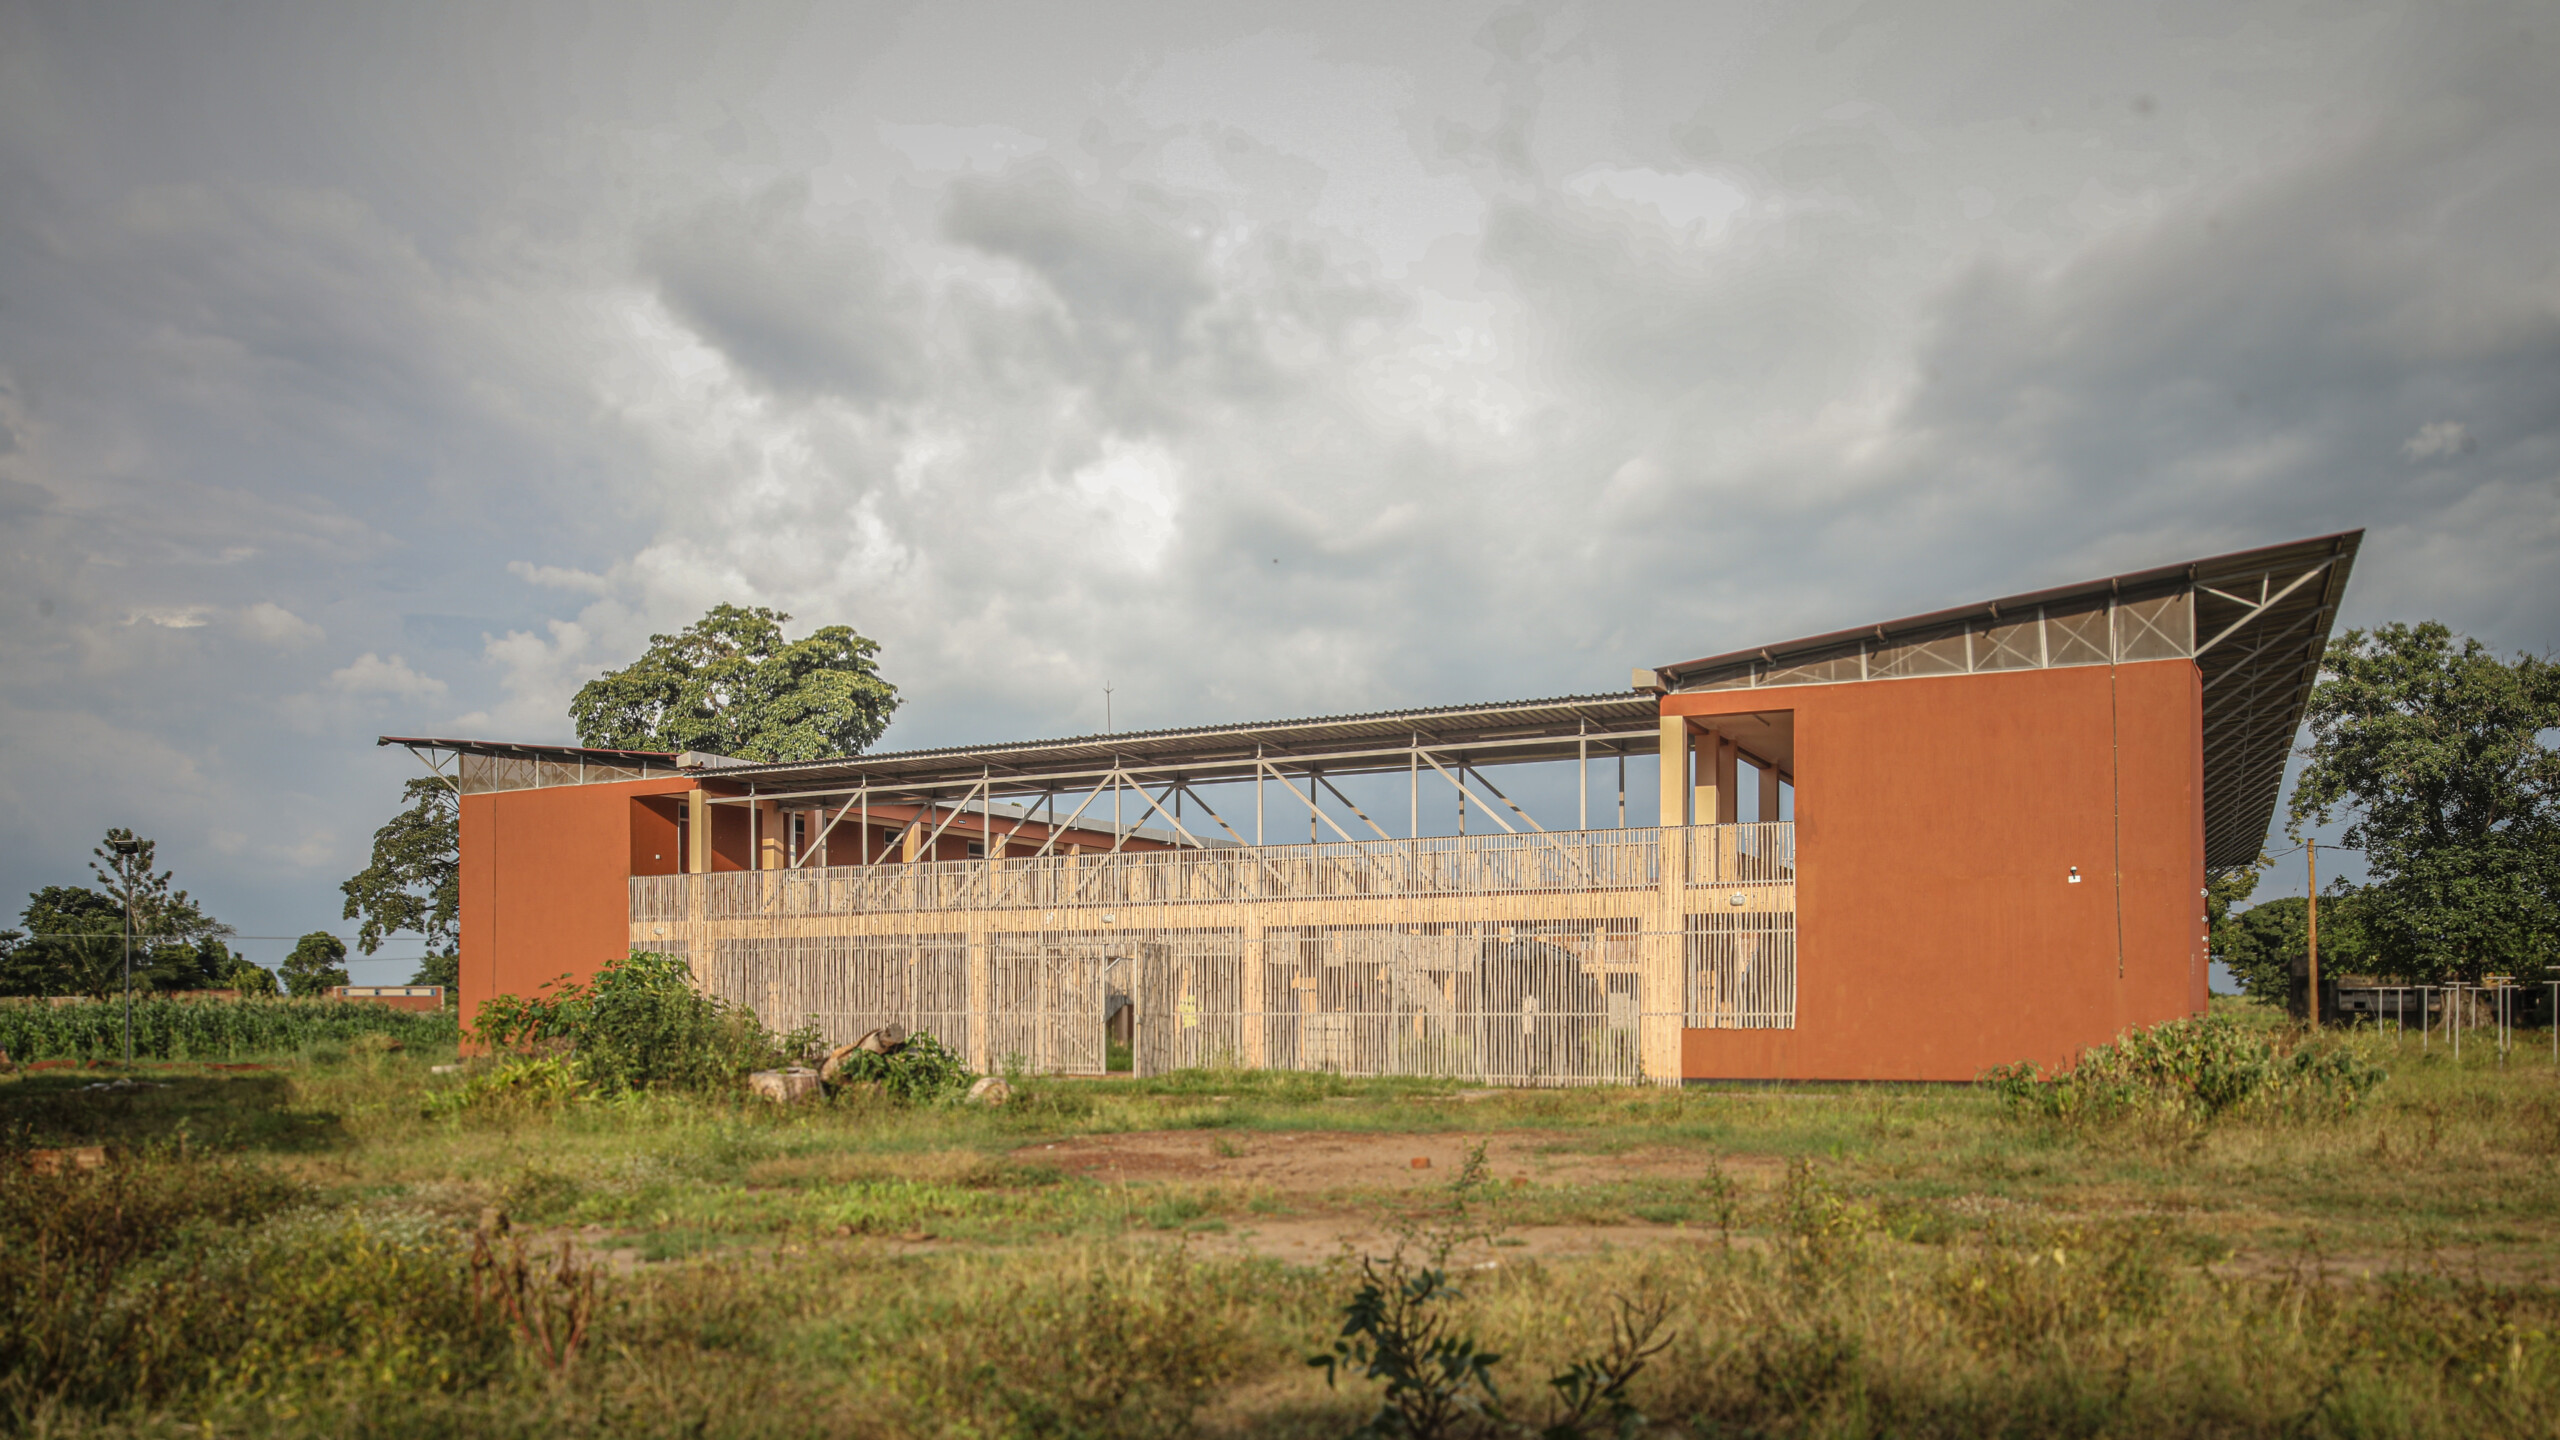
<box><xmin>507</xmin><ymin>561</ymin><xmax>613</xmax><ymax>595</ymax></box>
<box><xmin>1069</xmin><ymin>437</ymin><xmax>1180</xmax><ymax>572</ymax></box>
<box><xmin>326</xmin><ymin>653</ymin><xmax>447</xmax><ymax>700</ymax></box>
<box><xmin>128</xmin><ymin>606</ymin><xmax>211</xmax><ymax>629</ymax></box>
<box><xmin>237</xmin><ymin>601</ymin><xmax>323</xmax><ymax>646</ymax></box>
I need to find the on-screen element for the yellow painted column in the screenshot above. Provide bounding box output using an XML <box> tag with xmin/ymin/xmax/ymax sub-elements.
<box><xmin>686</xmin><ymin>788</ymin><xmax>711</xmax><ymax>874</ymax></box>
<box><xmin>1657</xmin><ymin>715</ymin><xmax>1691</xmax><ymax>827</ymax></box>
<box><xmin>1645</xmin><ymin>713</ymin><xmax>1692</xmax><ymax>1083</ymax></box>
<box><xmin>757</xmin><ymin>800</ymin><xmax>785</xmax><ymax>871</ymax></box>
<box><xmin>1755</xmin><ymin>759</ymin><xmax>1782</xmax><ymax>823</ymax></box>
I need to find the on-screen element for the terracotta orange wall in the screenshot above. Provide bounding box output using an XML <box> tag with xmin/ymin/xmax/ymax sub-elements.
<box><xmin>458</xmin><ymin>776</ymin><xmax>700</xmax><ymax>1034</ymax></box>
<box><xmin>1673</xmin><ymin>658</ymin><xmax>2207</xmax><ymax>1081</ymax></box>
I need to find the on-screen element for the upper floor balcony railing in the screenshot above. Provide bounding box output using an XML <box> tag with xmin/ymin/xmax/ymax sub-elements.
<box><xmin>631</xmin><ymin>822</ymin><xmax>1792</xmax><ymax>925</ymax></box>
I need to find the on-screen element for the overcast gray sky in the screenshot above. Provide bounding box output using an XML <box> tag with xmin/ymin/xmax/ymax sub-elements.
<box><xmin>3</xmin><ymin>1</ymin><xmax>2553</xmax><ymax>980</ymax></box>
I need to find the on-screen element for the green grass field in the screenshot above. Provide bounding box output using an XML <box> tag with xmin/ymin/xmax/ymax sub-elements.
<box><xmin>4</xmin><ymin>1002</ymin><xmax>2557</xmax><ymax>1438</ymax></box>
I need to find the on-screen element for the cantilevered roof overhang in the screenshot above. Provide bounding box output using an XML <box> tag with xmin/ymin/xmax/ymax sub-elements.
<box><xmin>384</xmin><ymin>532</ymin><xmax>2358</xmax><ymax>870</ymax></box>
<box><xmin>1647</xmin><ymin>530</ymin><xmax>2362</xmax><ymax>869</ymax></box>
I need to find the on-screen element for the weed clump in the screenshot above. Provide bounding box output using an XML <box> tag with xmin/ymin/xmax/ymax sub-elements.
<box><xmin>1982</xmin><ymin>1015</ymin><xmax>2385</xmax><ymax>1126</ymax></box>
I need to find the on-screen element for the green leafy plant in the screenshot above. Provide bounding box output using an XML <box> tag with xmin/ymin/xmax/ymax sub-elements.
<box><xmin>1313</xmin><ymin>1257</ymin><xmax>1505</xmax><ymax>1439</ymax></box>
<box><xmin>1983</xmin><ymin>1015</ymin><xmax>2386</xmax><ymax>1125</ymax></box>
<box><xmin>424</xmin><ymin>1056</ymin><xmax>589</xmax><ymax>1117</ymax></box>
<box><xmin>469</xmin><ymin>951</ymin><xmax>803</xmax><ymax>1094</ymax></box>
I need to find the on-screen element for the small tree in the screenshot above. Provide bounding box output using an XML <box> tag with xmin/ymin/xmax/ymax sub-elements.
<box><xmin>281</xmin><ymin>931</ymin><xmax>351</xmax><ymax>997</ymax></box>
<box><xmin>2291</xmin><ymin>623</ymin><xmax>2560</xmax><ymax>983</ymax></box>
<box><xmin>569</xmin><ymin>604</ymin><xmax>900</xmax><ymax>762</ymax></box>
<box><xmin>228</xmin><ymin>953</ymin><xmax>282</xmax><ymax>998</ymax></box>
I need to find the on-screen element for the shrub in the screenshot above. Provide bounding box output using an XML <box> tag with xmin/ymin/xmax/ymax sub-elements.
<box><xmin>0</xmin><ymin>996</ymin><xmax>456</xmax><ymax>1061</ymax></box>
<box><xmin>1983</xmin><ymin>1015</ymin><xmax>2387</xmax><ymax>1124</ymax></box>
<box><xmin>471</xmin><ymin>951</ymin><xmax>806</xmax><ymax>1095</ymax></box>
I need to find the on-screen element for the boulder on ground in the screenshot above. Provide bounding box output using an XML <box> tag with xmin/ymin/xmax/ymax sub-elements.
<box><xmin>749</xmin><ymin>1068</ymin><xmax>823</xmax><ymax>1104</ymax></box>
<box><xmin>966</xmin><ymin>1076</ymin><xmax>1012</xmax><ymax>1106</ymax></box>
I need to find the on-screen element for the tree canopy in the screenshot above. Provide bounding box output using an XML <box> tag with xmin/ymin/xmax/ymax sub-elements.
<box><xmin>342</xmin><ymin>777</ymin><xmax>458</xmax><ymax>959</ymax></box>
<box><xmin>569</xmin><ymin>604</ymin><xmax>900</xmax><ymax>762</ymax></box>
<box><xmin>281</xmin><ymin>931</ymin><xmax>350</xmax><ymax>998</ymax></box>
<box><xmin>3</xmin><ymin>829</ymin><xmax>263</xmax><ymax>999</ymax></box>
<box><xmin>2289</xmin><ymin>622</ymin><xmax>2559</xmax><ymax>983</ymax></box>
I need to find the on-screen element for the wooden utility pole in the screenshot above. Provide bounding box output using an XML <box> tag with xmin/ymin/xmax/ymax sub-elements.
<box><xmin>2306</xmin><ymin>842</ymin><xmax>2320</xmax><ymax>1030</ymax></box>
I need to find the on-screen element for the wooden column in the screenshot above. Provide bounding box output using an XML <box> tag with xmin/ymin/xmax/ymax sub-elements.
<box><xmin>966</xmin><ymin>923</ymin><xmax>991</xmax><ymax>1072</ymax></box>
<box><xmin>1240</xmin><ymin>925</ymin><xmax>1266</xmax><ymax>1065</ymax></box>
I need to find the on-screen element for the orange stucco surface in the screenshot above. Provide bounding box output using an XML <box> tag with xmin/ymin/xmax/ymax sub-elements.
<box><xmin>458</xmin><ymin>776</ymin><xmax>701</xmax><ymax>1032</ymax></box>
<box><xmin>1671</xmin><ymin>658</ymin><xmax>2208</xmax><ymax>1082</ymax></box>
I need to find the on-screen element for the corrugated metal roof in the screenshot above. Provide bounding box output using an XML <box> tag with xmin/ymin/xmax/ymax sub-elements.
<box><xmin>710</xmin><ymin>691</ymin><xmax>1664</xmax><ymax>793</ymax></box>
<box><xmin>376</xmin><ymin>735</ymin><xmax>679</xmax><ymax>765</ymax></box>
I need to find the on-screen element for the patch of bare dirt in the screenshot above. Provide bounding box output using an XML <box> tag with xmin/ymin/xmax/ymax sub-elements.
<box><xmin>1183</xmin><ymin>1218</ymin><xmax>1752</xmax><ymax>1267</ymax></box>
<box><xmin>1016</xmin><ymin>1128</ymin><xmax>1777</xmax><ymax>1194</ymax></box>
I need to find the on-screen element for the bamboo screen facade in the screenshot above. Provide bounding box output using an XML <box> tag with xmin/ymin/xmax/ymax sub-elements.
<box><xmin>631</xmin><ymin>822</ymin><xmax>1793</xmax><ymax>1086</ymax></box>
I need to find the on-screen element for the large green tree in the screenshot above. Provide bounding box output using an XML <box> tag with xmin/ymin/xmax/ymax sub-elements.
<box><xmin>2289</xmin><ymin>622</ymin><xmax>2560</xmax><ymax>983</ymax></box>
<box><xmin>570</xmin><ymin>604</ymin><xmax>900</xmax><ymax>762</ymax></box>
<box><xmin>3</xmin><ymin>886</ymin><xmax>124</xmax><ymax>998</ymax></box>
<box><xmin>341</xmin><ymin>776</ymin><xmax>459</xmax><ymax>986</ymax></box>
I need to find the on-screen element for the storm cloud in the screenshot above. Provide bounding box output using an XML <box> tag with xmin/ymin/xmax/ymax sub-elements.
<box><xmin>0</xmin><ymin>0</ymin><xmax>2552</xmax><ymax>976</ymax></box>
